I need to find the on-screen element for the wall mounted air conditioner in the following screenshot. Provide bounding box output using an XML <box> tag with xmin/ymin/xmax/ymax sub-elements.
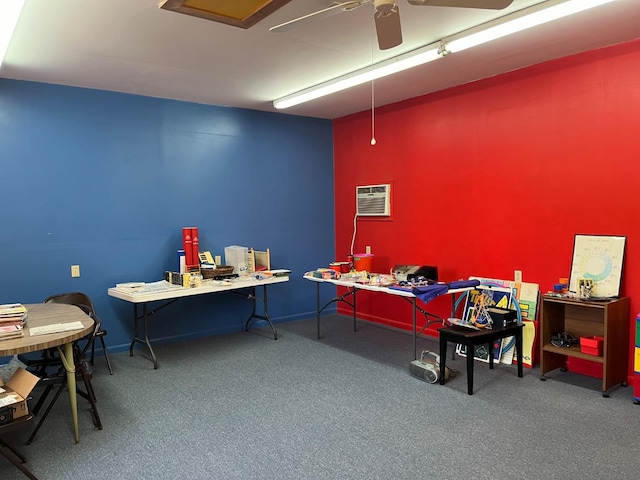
<box><xmin>356</xmin><ymin>184</ymin><xmax>390</xmax><ymax>216</ymax></box>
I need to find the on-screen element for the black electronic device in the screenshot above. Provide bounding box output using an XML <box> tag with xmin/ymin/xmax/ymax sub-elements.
<box><xmin>213</xmin><ymin>273</ymin><xmax>239</xmax><ymax>281</ymax></box>
<box><xmin>486</xmin><ymin>306</ymin><xmax>518</xmax><ymax>328</ymax></box>
<box><xmin>409</xmin><ymin>351</ymin><xmax>449</xmax><ymax>384</ymax></box>
<box><xmin>407</xmin><ymin>265</ymin><xmax>438</xmax><ymax>283</ymax></box>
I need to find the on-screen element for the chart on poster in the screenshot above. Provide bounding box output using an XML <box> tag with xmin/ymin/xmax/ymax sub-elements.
<box><xmin>569</xmin><ymin>234</ymin><xmax>626</xmax><ymax>298</ymax></box>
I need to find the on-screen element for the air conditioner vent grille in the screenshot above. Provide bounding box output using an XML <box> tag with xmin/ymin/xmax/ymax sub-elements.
<box><xmin>356</xmin><ymin>184</ymin><xmax>390</xmax><ymax>216</ymax></box>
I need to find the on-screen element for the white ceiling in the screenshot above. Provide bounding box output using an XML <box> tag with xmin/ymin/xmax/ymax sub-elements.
<box><xmin>2</xmin><ymin>0</ymin><xmax>640</xmax><ymax>119</ymax></box>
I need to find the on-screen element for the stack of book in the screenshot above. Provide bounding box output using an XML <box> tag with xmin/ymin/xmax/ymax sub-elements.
<box><xmin>0</xmin><ymin>303</ymin><xmax>27</xmax><ymax>340</ymax></box>
<box><xmin>182</xmin><ymin>226</ymin><xmax>200</xmax><ymax>271</ymax></box>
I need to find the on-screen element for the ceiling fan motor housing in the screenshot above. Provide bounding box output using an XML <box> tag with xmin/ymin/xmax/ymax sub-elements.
<box><xmin>374</xmin><ymin>0</ymin><xmax>396</xmax><ymax>16</ymax></box>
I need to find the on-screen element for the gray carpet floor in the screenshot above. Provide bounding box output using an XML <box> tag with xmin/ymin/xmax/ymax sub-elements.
<box><xmin>2</xmin><ymin>315</ymin><xmax>640</xmax><ymax>480</ymax></box>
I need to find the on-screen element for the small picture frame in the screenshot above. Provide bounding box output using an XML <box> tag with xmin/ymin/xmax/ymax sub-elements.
<box><xmin>569</xmin><ymin>234</ymin><xmax>626</xmax><ymax>298</ymax></box>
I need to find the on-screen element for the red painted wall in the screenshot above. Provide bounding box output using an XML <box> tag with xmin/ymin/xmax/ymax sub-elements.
<box><xmin>333</xmin><ymin>39</ymin><xmax>640</xmax><ymax>379</ymax></box>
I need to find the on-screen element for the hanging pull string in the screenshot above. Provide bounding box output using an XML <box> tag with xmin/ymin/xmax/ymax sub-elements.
<box><xmin>370</xmin><ymin>8</ymin><xmax>376</xmax><ymax>146</ymax></box>
<box><xmin>371</xmin><ymin>79</ymin><xmax>376</xmax><ymax>146</ymax></box>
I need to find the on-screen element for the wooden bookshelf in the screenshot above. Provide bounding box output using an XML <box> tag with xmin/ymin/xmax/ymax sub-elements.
<box><xmin>540</xmin><ymin>295</ymin><xmax>630</xmax><ymax>396</ymax></box>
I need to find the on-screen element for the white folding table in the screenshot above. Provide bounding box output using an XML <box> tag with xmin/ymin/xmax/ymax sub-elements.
<box><xmin>108</xmin><ymin>276</ymin><xmax>289</xmax><ymax>368</ymax></box>
<box><xmin>304</xmin><ymin>274</ymin><xmax>473</xmax><ymax>360</ymax></box>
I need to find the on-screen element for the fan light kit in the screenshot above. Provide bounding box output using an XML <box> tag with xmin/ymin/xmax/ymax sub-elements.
<box><xmin>273</xmin><ymin>0</ymin><xmax>616</xmax><ymax>110</ymax></box>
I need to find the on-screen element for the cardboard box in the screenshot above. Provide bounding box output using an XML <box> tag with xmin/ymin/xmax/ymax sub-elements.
<box><xmin>0</xmin><ymin>367</ymin><xmax>39</xmax><ymax>424</ymax></box>
<box><xmin>580</xmin><ymin>336</ymin><xmax>604</xmax><ymax>356</ymax></box>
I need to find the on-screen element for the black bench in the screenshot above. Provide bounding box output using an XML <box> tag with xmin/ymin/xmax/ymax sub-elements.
<box><xmin>439</xmin><ymin>323</ymin><xmax>524</xmax><ymax>395</ymax></box>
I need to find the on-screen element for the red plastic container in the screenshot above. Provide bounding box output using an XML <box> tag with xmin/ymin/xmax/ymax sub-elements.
<box><xmin>329</xmin><ymin>262</ymin><xmax>351</xmax><ymax>273</ymax></box>
<box><xmin>580</xmin><ymin>336</ymin><xmax>604</xmax><ymax>356</ymax></box>
<box><xmin>353</xmin><ymin>254</ymin><xmax>374</xmax><ymax>272</ymax></box>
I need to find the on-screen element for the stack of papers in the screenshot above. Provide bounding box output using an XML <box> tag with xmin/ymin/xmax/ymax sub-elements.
<box><xmin>29</xmin><ymin>321</ymin><xmax>85</xmax><ymax>336</ymax></box>
<box><xmin>115</xmin><ymin>282</ymin><xmax>146</xmax><ymax>289</ymax></box>
<box><xmin>0</xmin><ymin>303</ymin><xmax>27</xmax><ymax>340</ymax></box>
<box><xmin>263</xmin><ymin>269</ymin><xmax>291</xmax><ymax>277</ymax></box>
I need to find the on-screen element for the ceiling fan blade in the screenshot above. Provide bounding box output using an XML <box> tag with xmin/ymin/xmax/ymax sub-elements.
<box><xmin>270</xmin><ymin>1</ymin><xmax>369</xmax><ymax>33</ymax></box>
<box><xmin>407</xmin><ymin>0</ymin><xmax>514</xmax><ymax>9</ymax></box>
<box><xmin>375</xmin><ymin>6</ymin><xmax>402</xmax><ymax>50</ymax></box>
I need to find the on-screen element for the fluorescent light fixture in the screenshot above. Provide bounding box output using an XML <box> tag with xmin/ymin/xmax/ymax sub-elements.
<box><xmin>273</xmin><ymin>0</ymin><xmax>617</xmax><ymax>109</ymax></box>
<box><xmin>0</xmin><ymin>0</ymin><xmax>25</xmax><ymax>69</ymax></box>
<box><xmin>446</xmin><ymin>0</ymin><xmax>616</xmax><ymax>53</ymax></box>
<box><xmin>273</xmin><ymin>44</ymin><xmax>441</xmax><ymax>109</ymax></box>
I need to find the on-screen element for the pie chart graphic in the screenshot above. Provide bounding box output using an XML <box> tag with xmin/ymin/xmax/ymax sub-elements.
<box><xmin>581</xmin><ymin>254</ymin><xmax>613</xmax><ymax>283</ymax></box>
<box><xmin>570</xmin><ymin>235</ymin><xmax>626</xmax><ymax>298</ymax></box>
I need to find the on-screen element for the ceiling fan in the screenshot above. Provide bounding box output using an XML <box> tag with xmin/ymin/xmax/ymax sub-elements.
<box><xmin>270</xmin><ymin>0</ymin><xmax>515</xmax><ymax>50</ymax></box>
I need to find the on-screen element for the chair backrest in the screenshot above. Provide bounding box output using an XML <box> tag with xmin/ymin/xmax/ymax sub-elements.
<box><xmin>43</xmin><ymin>292</ymin><xmax>100</xmax><ymax>359</ymax></box>
<box><xmin>44</xmin><ymin>292</ymin><xmax>95</xmax><ymax>317</ymax></box>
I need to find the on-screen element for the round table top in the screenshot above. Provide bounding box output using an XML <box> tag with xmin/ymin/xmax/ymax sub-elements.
<box><xmin>0</xmin><ymin>303</ymin><xmax>94</xmax><ymax>356</ymax></box>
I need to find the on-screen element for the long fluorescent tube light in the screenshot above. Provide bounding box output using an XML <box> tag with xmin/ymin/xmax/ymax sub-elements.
<box><xmin>273</xmin><ymin>44</ymin><xmax>441</xmax><ymax>109</ymax></box>
<box><xmin>273</xmin><ymin>0</ymin><xmax>617</xmax><ymax>109</ymax></box>
<box><xmin>0</xmin><ymin>0</ymin><xmax>26</xmax><ymax>69</ymax></box>
<box><xmin>445</xmin><ymin>0</ymin><xmax>616</xmax><ymax>53</ymax></box>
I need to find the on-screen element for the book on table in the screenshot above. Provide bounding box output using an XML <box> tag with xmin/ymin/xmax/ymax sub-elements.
<box><xmin>0</xmin><ymin>303</ymin><xmax>28</xmax><ymax>322</ymax></box>
<box><xmin>0</xmin><ymin>304</ymin><xmax>27</xmax><ymax>341</ymax></box>
<box><xmin>0</xmin><ymin>323</ymin><xmax>24</xmax><ymax>340</ymax></box>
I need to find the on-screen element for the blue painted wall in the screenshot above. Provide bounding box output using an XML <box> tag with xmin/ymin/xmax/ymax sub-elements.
<box><xmin>0</xmin><ymin>80</ymin><xmax>336</xmax><ymax>356</ymax></box>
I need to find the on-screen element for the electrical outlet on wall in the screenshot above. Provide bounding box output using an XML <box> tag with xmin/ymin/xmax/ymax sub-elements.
<box><xmin>514</xmin><ymin>270</ymin><xmax>522</xmax><ymax>283</ymax></box>
<box><xmin>365</xmin><ymin>245</ymin><xmax>371</xmax><ymax>254</ymax></box>
<box><xmin>71</xmin><ymin>265</ymin><xmax>80</xmax><ymax>277</ymax></box>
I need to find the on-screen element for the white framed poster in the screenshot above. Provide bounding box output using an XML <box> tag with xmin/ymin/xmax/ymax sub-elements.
<box><xmin>569</xmin><ymin>234</ymin><xmax>626</xmax><ymax>298</ymax></box>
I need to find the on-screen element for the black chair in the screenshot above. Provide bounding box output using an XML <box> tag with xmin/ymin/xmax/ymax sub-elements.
<box><xmin>24</xmin><ymin>295</ymin><xmax>105</xmax><ymax>444</ymax></box>
<box><xmin>43</xmin><ymin>292</ymin><xmax>113</xmax><ymax>375</ymax></box>
<box><xmin>0</xmin><ymin>414</ymin><xmax>39</xmax><ymax>479</ymax></box>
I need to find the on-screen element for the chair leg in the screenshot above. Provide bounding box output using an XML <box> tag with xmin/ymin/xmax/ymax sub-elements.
<box><xmin>79</xmin><ymin>369</ymin><xmax>102</xmax><ymax>430</ymax></box>
<box><xmin>26</xmin><ymin>382</ymin><xmax>67</xmax><ymax>445</ymax></box>
<box><xmin>29</xmin><ymin>384</ymin><xmax>55</xmax><ymax>417</ymax></box>
<box><xmin>0</xmin><ymin>440</ymin><xmax>39</xmax><ymax>480</ymax></box>
<box><xmin>0</xmin><ymin>438</ymin><xmax>26</xmax><ymax>462</ymax></box>
<box><xmin>99</xmin><ymin>336</ymin><xmax>114</xmax><ymax>375</ymax></box>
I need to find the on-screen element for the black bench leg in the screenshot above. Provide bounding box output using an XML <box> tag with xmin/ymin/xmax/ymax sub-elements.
<box><xmin>489</xmin><ymin>341</ymin><xmax>494</xmax><ymax>369</ymax></box>
<box><xmin>466</xmin><ymin>343</ymin><xmax>474</xmax><ymax>395</ymax></box>
<box><xmin>439</xmin><ymin>334</ymin><xmax>447</xmax><ymax>385</ymax></box>
<box><xmin>516</xmin><ymin>330</ymin><xmax>524</xmax><ymax>378</ymax></box>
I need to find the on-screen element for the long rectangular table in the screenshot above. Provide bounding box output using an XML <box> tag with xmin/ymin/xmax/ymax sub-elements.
<box><xmin>108</xmin><ymin>275</ymin><xmax>289</xmax><ymax>369</ymax></box>
<box><xmin>304</xmin><ymin>274</ymin><xmax>473</xmax><ymax>360</ymax></box>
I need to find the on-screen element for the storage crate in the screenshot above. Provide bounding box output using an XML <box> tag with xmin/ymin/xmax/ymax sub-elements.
<box><xmin>224</xmin><ymin>245</ymin><xmax>249</xmax><ymax>275</ymax></box>
<box><xmin>580</xmin><ymin>336</ymin><xmax>604</xmax><ymax>356</ymax></box>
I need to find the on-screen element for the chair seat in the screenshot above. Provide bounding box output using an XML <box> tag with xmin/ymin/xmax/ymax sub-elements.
<box><xmin>0</xmin><ymin>414</ymin><xmax>39</xmax><ymax>480</ymax></box>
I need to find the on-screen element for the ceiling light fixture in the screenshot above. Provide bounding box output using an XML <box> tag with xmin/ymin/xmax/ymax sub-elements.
<box><xmin>444</xmin><ymin>0</ymin><xmax>616</xmax><ymax>53</ymax></box>
<box><xmin>274</xmin><ymin>44</ymin><xmax>441</xmax><ymax>109</ymax></box>
<box><xmin>273</xmin><ymin>0</ymin><xmax>617</xmax><ymax>110</ymax></box>
<box><xmin>0</xmin><ymin>0</ymin><xmax>25</xmax><ymax>70</ymax></box>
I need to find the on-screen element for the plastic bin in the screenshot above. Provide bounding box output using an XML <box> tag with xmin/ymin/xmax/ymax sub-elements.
<box><xmin>353</xmin><ymin>253</ymin><xmax>374</xmax><ymax>272</ymax></box>
<box><xmin>580</xmin><ymin>336</ymin><xmax>604</xmax><ymax>356</ymax></box>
